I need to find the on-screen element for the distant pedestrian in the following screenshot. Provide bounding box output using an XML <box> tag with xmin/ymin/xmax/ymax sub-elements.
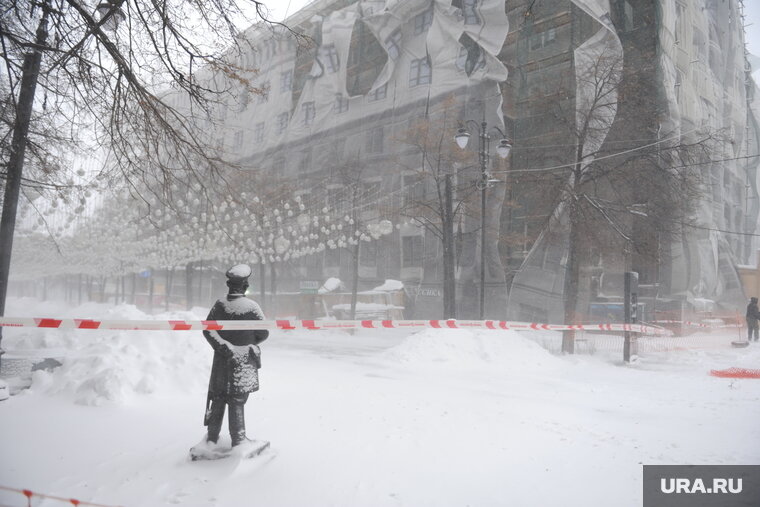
<box><xmin>746</xmin><ymin>297</ymin><xmax>760</xmax><ymax>342</ymax></box>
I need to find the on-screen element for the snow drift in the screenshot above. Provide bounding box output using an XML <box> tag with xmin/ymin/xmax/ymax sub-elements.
<box><xmin>384</xmin><ymin>328</ymin><xmax>563</xmax><ymax>371</ymax></box>
<box><xmin>5</xmin><ymin>299</ymin><xmax>210</xmax><ymax>406</ymax></box>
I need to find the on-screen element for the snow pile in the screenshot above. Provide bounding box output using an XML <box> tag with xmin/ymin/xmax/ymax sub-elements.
<box><xmin>318</xmin><ymin>277</ymin><xmax>342</xmax><ymax>294</ymax></box>
<box><xmin>5</xmin><ymin>299</ymin><xmax>151</xmax><ymax>350</ymax></box>
<box><xmin>331</xmin><ymin>302</ymin><xmax>403</xmax><ymax>311</ymax></box>
<box><xmin>372</xmin><ymin>279</ymin><xmax>403</xmax><ymax>292</ymax></box>
<box><xmin>4</xmin><ymin>299</ymin><xmax>211</xmax><ymax>406</ymax></box>
<box><xmin>32</xmin><ymin>329</ymin><xmax>209</xmax><ymax>406</ymax></box>
<box><xmin>384</xmin><ymin>328</ymin><xmax>563</xmax><ymax>370</ymax></box>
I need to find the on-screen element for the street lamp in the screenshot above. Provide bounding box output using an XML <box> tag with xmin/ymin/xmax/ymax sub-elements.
<box><xmin>96</xmin><ymin>0</ymin><xmax>126</xmax><ymax>31</ymax></box>
<box><xmin>455</xmin><ymin>121</ymin><xmax>512</xmax><ymax>320</ymax></box>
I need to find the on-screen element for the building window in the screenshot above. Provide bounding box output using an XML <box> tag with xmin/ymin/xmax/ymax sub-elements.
<box><xmin>254</xmin><ymin>122</ymin><xmax>265</xmax><ymax>143</ymax></box>
<box><xmin>385</xmin><ymin>30</ymin><xmax>402</xmax><ymax>60</ymax></box>
<box><xmin>368</xmin><ymin>83</ymin><xmax>387</xmax><ymax>101</ymax></box>
<box><xmin>530</xmin><ymin>32</ymin><xmax>543</xmax><ymax>51</ymax></box>
<box><xmin>462</xmin><ymin>0</ymin><xmax>480</xmax><ymax>25</ymax></box>
<box><xmin>334</xmin><ymin>94</ymin><xmax>349</xmax><ymax>113</ymax></box>
<box><xmin>334</xmin><ymin>138</ymin><xmax>346</xmax><ymax>161</ymax></box>
<box><xmin>621</xmin><ymin>0</ymin><xmax>636</xmax><ymax>31</ymax></box>
<box><xmin>366</xmin><ymin>126</ymin><xmax>384</xmax><ymax>154</ymax></box>
<box><xmin>545</xmin><ymin>27</ymin><xmax>556</xmax><ymax>44</ymax></box>
<box><xmin>257</xmin><ymin>81</ymin><xmax>269</xmax><ymax>104</ymax></box>
<box><xmin>455</xmin><ymin>45</ymin><xmax>484</xmax><ymax>75</ymax></box>
<box><xmin>245</xmin><ymin>50</ymin><xmax>257</xmax><ymax>70</ymax></box>
<box><xmin>236</xmin><ymin>91</ymin><xmax>250</xmax><ymax>113</ymax></box>
<box><xmin>263</xmin><ymin>38</ymin><xmax>277</xmax><ymax>59</ymax></box>
<box><xmin>321</xmin><ymin>44</ymin><xmax>340</xmax><ymax>73</ymax></box>
<box><xmin>402</xmin><ymin>236</ymin><xmax>423</xmax><ymax>267</ymax></box>
<box><xmin>277</xmin><ymin>112</ymin><xmax>289</xmax><ymax>134</ymax></box>
<box><xmin>409</xmin><ymin>58</ymin><xmax>432</xmax><ymax>86</ymax></box>
<box><xmin>326</xmin><ymin>185</ymin><xmax>343</xmax><ymax>212</ymax></box>
<box><xmin>303</xmin><ymin>101</ymin><xmax>315</xmax><ymax>126</ymax></box>
<box><xmin>325</xmin><ymin>247</ymin><xmax>341</xmax><ymax>267</ymax></box>
<box><xmin>299</xmin><ymin>147</ymin><xmax>312</xmax><ymax>174</ymax></box>
<box><xmin>414</xmin><ymin>8</ymin><xmax>433</xmax><ymax>34</ymax></box>
<box><xmin>361</xmin><ymin>240</ymin><xmax>377</xmax><ymax>266</ymax></box>
<box><xmin>530</xmin><ymin>28</ymin><xmax>556</xmax><ymax>51</ymax></box>
<box><xmin>280</xmin><ymin>70</ymin><xmax>292</xmax><ymax>92</ymax></box>
<box><xmin>233</xmin><ymin>130</ymin><xmax>244</xmax><ymax>149</ymax></box>
<box><xmin>362</xmin><ymin>180</ymin><xmax>382</xmax><ymax>200</ymax></box>
<box><xmin>403</xmin><ymin>174</ymin><xmax>425</xmax><ymax>206</ymax></box>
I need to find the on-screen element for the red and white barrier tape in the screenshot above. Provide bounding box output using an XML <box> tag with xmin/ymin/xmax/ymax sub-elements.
<box><xmin>0</xmin><ymin>484</ymin><xmax>121</xmax><ymax>507</ymax></box>
<box><xmin>653</xmin><ymin>320</ymin><xmax>743</xmax><ymax>329</ymax></box>
<box><xmin>0</xmin><ymin>317</ymin><xmax>671</xmax><ymax>335</ymax></box>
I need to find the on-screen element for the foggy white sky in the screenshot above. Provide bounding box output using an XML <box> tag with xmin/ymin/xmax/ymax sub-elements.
<box><xmin>265</xmin><ymin>0</ymin><xmax>313</xmax><ymax>22</ymax></box>
<box><xmin>266</xmin><ymin>0</ymin><xmax>760</xmax><ymax>76</ymax></box>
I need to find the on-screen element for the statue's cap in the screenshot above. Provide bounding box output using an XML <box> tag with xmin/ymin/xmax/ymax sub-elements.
<box><xmin>226</xmin><ymin>264</ymin><xmax>252</xmax><ymax>281</ymax></box>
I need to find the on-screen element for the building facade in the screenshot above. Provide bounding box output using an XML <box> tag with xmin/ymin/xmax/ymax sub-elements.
<box><xmin>174</xmin><ymin>0</ymin><xmax>760</xmax><ymax>320</ymax></box>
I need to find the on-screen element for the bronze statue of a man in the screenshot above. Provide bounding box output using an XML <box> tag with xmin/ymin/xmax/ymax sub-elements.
<box><xmin>202</xmin><ymin>264</ymin><xmax>268</xmax><ymax>447</ymax></box>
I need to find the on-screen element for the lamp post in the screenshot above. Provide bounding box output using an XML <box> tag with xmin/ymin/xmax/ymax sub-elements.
<box><xmin>455</xmin><ymin>121</ymin><xmax>511</xmax><ymax>319</ymax></box>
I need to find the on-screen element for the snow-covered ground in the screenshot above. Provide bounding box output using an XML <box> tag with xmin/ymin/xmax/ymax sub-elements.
<box><xmin>1</xmin><ymin>298</ymin><xmax>759</xmax><ymax>506</ymax></box>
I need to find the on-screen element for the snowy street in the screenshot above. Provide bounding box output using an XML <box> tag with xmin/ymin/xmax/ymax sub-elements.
<box><xmin>3</xmin><ymin>0</ymin><xmax>760</xmax><ymax>504</ymax></box>
<box><xmin>1</xmin><ymin>299</ymin><xmax>759</xmax><ymax>506</ymax></box>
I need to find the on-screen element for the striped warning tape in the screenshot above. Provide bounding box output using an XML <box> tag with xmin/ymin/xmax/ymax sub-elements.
<box><xmin>0</xmin><ymin>317</ymin><xmax>671</xmax><ymax>335</ymax></box>
<box><xmin>0</xmin><ymin>484</ymin><xmax>121</xmax><ymax>506</ymax></box>
<box><xmin>652</xmin><ymin>320</ymin><xmax>743</xmax><ymax>329</ymax></box>
<box><xmin>710</xmin><ymin>367</ymin><xmax>760</xmax><ymax>379</ymax></box>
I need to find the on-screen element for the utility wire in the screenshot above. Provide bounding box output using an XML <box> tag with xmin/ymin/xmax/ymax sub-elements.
<box><xmin>676</xmin><ymin>221</ymin><xmax>760</xmax><ymax>238</ymax></box>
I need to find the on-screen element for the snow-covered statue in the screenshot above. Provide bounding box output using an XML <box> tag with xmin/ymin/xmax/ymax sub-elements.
<box><xmin>192</xmin><ymin>264</ymin><xmax>269</xmax><ymax>460</ymax></box>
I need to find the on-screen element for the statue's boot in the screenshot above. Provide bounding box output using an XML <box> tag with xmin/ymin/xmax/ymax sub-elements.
<box><xmin>229</xmin><ymin>402</ymin><xmax>249</xmax><ymax>447</ymax></box>
<box><xmin>206</xmin><ymin>398</ymin><xmax>226</xmax><ymax>444</ymax></box>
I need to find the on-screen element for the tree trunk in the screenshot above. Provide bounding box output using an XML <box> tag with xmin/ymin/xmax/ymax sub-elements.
<box><xmin>130</xmin><ymin>273</ymin><xmax>136</xmax><ymax>305</ymax></box>
<box><xmin>350</xmin><ymin>240</ymin><xmax>361</xmax><ymax>320</ymax></box>
<box><xmin>185</xmin><ymin>263</ymin><xmax>193</xmax><ymax>310</ymax></box>
<box><xmin>78</xmin><ymin>274</ymin><xmax>82</xmax><ymax>305</ymax></box>
<box><xmin>442</xmin><ymin>175</ymin><xmax>457</xmax><ymax>319</ymax></box>
<box><xmin>148</xmin><ymin>270</ymin><xmax>155</xmax><ymax>314</ymax></box>
<box><xmin>197</xmin><ymin>261</ymin><xmax>204</xmax><ymax>306</ymax></box>
<box><xmin>100</xmin><ymin>276</ymin><xmax>107</xmax><ymax>303</ymax></box>
<box><xmin>269</xmin><ymin>263</ymin><xmax>277</xmax><ymax>317</ymax></box>
<box><xmin>165</xmin><ymin>267</ymin><xmax>173</xmax><ymax>312</ymax></box>
<box><xmin>562</xmin><ymin>197</ymin><xmax>582</xmax><ymax>354</ymax></box>
<box><xmin>259</xmin><ymin>261</ymin><xmax>266</xmax><ymax>308</ymax></box>
<box><xmin>0</xmin><ymin>5</ymin><xmax>51</xmax><ymax>364</ymax></box>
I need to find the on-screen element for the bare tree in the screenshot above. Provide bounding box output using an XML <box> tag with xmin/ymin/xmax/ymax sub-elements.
<box><xmin>0</xmin><ymin>0</ymin><xmax>296</xmax><ymax>360</ymax></box>
<box><xmin>514</xmin><ymin>43</ymin><xmax>711</xmax><ymax>353</ymax></box>
<box><xmin>319</xmin><ymin>155</ymin><xmax>393</xmax><ymax>320</ymax></box>
<box><xmin>398</xmin><ymin>96</ymin><xmax>478</xmax><ymax>319</ymax></box>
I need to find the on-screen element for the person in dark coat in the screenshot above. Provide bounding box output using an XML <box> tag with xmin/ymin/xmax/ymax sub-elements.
<box><xmin>746</xmin><ymin>297</ymin><xmax>760</xmax><ymax>342</ymax></box>
<box><xmin>203</xmin><ymin>264</ymin><xmax>268</xmax><ymax>446</ymax></box>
